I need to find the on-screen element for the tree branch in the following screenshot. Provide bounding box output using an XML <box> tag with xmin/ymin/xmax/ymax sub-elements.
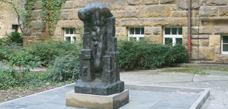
<box><xmin>0</xmin><ymin>0</ymin><xmax>24</xmax><ymax>34</ymax></box>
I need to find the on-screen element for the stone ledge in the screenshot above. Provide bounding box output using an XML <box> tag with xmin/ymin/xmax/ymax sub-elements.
<box><xmin>66</xmin><ymin>89</ymin><xmax>129</xmax><ymax>109</ymax></box>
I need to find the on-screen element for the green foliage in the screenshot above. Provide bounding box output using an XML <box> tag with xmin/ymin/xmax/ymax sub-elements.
<box><xmin>18</xmin><ymin>71</ymin><xmax>50</xmax><ymax>88</ymax></box>
<box><xmin>23</xmin><ymin>0</ymin><xmax>36</xmax><ymax>30</ymax></box>
<box><xmin>0</xmin><ymin>45</ymin><xmax>22</xmax><ymax>61</ymax></box>
<box><xmin>48</xmin><ymin>52</ymin><xmax>80</xmax><ymax>82</ymax></box>
<box><xmin>41</xmin><ymin>0</ymin><xmax>66</xmax><ymax>35</ymax></box>
<box><xmin>7</xmin><ymin>50</ymin><xmax>40</xmax><ymax>68</ymax></box>
<box><xmin>0</xmin><ymin>41</ymin><xmax>81</xmax><ymax>67</ymax></box>
<box><xmin>0</xmin><ymin>41</ymin><xmax>81</xmax><ymax>90</ymax></box>
<box><xmin>0</xmin><ymin>68</ymin><xmax>50</xmax><ymax>90</ymax></box>
<box><xmin>27</xmin><ymin>41</ymin><xmax>80</xmax><ymax>66</ymax></box>
<box><xmin>0</xmin><ymin>32</ymin><xmax>23</xmax><ymax>46</ymax></box>
<box><xmin>0</xmin><ymin>71</ymin><xmax>18</xmax><ymax>90</ymax></box>
<box><xmin>0</xmin><ymin>61</ymin><xmax>49</xmax><ymax>90</ymax></box>
<box><xmin>164</xmin><ymin>45</ymin><xmax>189</xmax><ymax>66</ymax></box>
<box><xmin>7</xmin><ymin>32</ymin><xmax>23</xmax><ymax>45</ymax></box>
<box><xmin>0</xmin><ymin>44</ymin><xmax>40</xmax><ymax>67</ymax></box>
<box><xmin>0</xmin><ymin>0</ymin><xmax>66</xmax><ymax>36</ymax></box>
<box><xmin>118</xmin><ymin>41</ymin><xmax>188</xmax><ymax>70</ymax></box>
<box><xmin>0</xmin><ymin>38</ymin><xmax>6</xmax><ymax>46</ymax></box>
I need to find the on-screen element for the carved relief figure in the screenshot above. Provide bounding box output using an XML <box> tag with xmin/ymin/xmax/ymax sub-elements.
<box><xmin>75</xmin><ymin>3</ymin><xmax>124</xmax><ymax>95</ymax></box>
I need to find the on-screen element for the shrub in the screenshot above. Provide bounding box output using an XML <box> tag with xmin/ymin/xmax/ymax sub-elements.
<box><xmin>0</xmin><ymin>67</ymin><xmax>50</xmax><ymax>90</ymax></box>
<box><xmin>48</xmin><ymin>52</ymin><xmax>80</xmax><ymax>82</ymax></box>
<box><xmin>0</xmin><ymin>44</ymin><xmax>40</xmax><ymax>67</ymax></box>
<box><xmin>19</xmin><ymin>72</ymin><xmax>49</xmax><ymax>88</ymax></box>
<box><xmin>7</xmin><ymin>32</ymin><xmax>23</xmax><ymax>45</ymax></box>
<box><xmin>8</xmin><ymin>49</ymin><xmax>41</xmax><ymax>68</ymax></box>
<box><xmin>1</xmin><ymin>41</ymin><xmax>81</xmax><ymax>67</ymax></box>
<box><xmin>0</xmin><ymin>45</ymin><xmax>23</xmax><ymax>61</ymax></box>
<box><xmin>164</xmin><ymin>45</ymin><xmax>189</xmax><ymax>66</ymax></box>
<box><xmin>118</xmin><ymin>41</ymin><xmax>188</xmax><ymax>70</ymax></box>
<box><xmin>0</xmin><ymin>71</ymin><xmax>19</xmax><ymax>90</ymax></box>
<box><xmin>27</xmin><ymin>41</ymin><xmax>81</xmax><ymax>66</ymax></box>
<box><xmin>0</xmin><ymin>38</ymin><xmax>8</xmax><ymax>46</ymax></box>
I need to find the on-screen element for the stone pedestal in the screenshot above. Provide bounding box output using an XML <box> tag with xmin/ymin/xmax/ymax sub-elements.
<box><xmin>75</xmin><ymin>80</ymin><xmax>125</xmax><ymax>95</ymax></box>
<box><xmin>66</xmin><ymin>89</ymin><xmax>129</xmax><ymax>109</ymax></box>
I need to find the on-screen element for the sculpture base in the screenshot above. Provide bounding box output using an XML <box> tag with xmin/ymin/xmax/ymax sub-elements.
<box><xmin>66</xmin><ymin>89</ymin><xmax>129</xmax><ymax>109</ymax></box>
<box><xmin>75</xmin><ymin>80</ymin><xmax>125</xmax><ymax>95</ymax></box>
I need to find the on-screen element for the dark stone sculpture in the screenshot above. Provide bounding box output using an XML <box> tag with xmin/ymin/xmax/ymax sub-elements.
<box><xmin>75</xmin><ymin>3</ymin><xmax>125</xmax><ymax>95</ymax></box>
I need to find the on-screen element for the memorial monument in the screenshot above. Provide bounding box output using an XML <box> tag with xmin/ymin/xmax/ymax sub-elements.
<box><xmin>66</xmin><ymin>3</ymin><xmax>129</xmax><ymax>109</ymax></box>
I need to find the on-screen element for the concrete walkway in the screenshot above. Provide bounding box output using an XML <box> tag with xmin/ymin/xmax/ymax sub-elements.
<box><xmin>121</xmin><ymin>70</ymin><xmax>228</xmax><ymax>109</ymax></box>
<box><xmin>0</xmin><ymin>69</ymin><xmax>227</xmax><ymax>109</ymax></box>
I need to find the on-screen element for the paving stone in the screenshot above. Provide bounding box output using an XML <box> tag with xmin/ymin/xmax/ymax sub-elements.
<box><xmin>1</xmin><ymin>70</ymin><xmax>227</xmax><ymax>109</ymax></box>
<box><xmin>0</xmin><ymin>84</ymin><xmax>207</xmax><ymax>109</ymax></box>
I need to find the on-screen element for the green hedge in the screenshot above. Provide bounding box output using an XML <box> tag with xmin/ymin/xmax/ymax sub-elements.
<box><xmin>1</xmin><ymin>40</ymin><xmax>188</xmax><ymax>71</ymax></box>
<box><xmin>118</xmin><ymin>41</ymin><xmax>188</xmax><ymax>70</ymax></box>
<box><xmin>27</xmin><ymin>41</ymin><xmax>81</xmax><ymax>66</ymax></box>
<box><xmin>0</xmin><ymin>41</ymin><xmax>81</xmax><ymax>67</ymax></box>
<box><xmin>0</xmin><ymin>40</ymin><xmax>188</xmax><ymax>88</ymax></box>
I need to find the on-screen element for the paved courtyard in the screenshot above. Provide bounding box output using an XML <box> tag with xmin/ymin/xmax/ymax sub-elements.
<box><xmin>0</xmin><ymin>84</ymin><xmax>207</xmax><ymax>109</ymax></box>
<box><xmin>121</xmin><ymin>70</ymin><xmax>228</xmax><ymax>109</ymax></box>
<box><xmin>0</xmin><ymin>70</ymin><xmax>227</xmax><ymax>109</ymax></box>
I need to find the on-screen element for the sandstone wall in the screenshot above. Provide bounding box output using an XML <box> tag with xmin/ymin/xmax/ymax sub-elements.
<box><xmin>30</xmin><ymin>0</ymin><xmax>190</xmax><ymax>42</ymax></box>
<box><xmin>0</xmin><ymin>2</ymin><xmax>19</xmax><ymax>38</ymax></box>
<box><xmin>27</xmin><ymin>0</ymin><xmax>228</xmax><ymax>63</ymax></box>
<box><xmin>194</xmin><ymin>0</ymin><xmax>228</xmax><ymax>63</ymax></box>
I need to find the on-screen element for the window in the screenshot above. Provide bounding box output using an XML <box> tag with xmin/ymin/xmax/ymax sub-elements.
<box><xmin>164</xmin><ymin>27</ymin><xmax>183</xmax><ymax>46</ymax></box>
<box><xmin>12</xmin><ymin>25</ymin><xmax>19</xmax><ymax>32</ymax></box>
<box><xmin>222</xmin><ymin>36</ymin><xmax>228</xmax><ymax>54</ymax></box>
<box><xmin>64</xmin><ymin>28</ymin><xmax>76</xmax><ymax>43</ymax></box>
<box><xmin>128</xmin><ymin>27</ymin><xmax>144</xmax><ymax>41</ymax></box>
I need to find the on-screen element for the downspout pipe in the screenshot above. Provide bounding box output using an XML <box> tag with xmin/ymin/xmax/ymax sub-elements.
<box><xmin>188</xmin><ymin>0</ymin><xmax>192</xmax><ymax>62</ymax></box>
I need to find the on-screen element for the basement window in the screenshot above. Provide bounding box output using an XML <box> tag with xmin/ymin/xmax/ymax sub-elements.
<box><xmin>164</xmin><ymin>27</ymin><xmax>183</xmax><ymax>46</ymax></box>
<box><xmin>128</xmin><ymin>27</ymin><xmax>144</xmax><ymax>41</ymax></box>
<box><xmin>222</xmin><ymin>36</ymin><xmax>228</xmax><ymax>54</ymax></box>
<box><xmin>12</xmin><ymin>24</ymin><xmax>19</xmax><ymax>32</ymax></box>
<box><xmin>64</xmin><ymin>28</ymin><xmax>76</xmax><ymax>43</ymax></box>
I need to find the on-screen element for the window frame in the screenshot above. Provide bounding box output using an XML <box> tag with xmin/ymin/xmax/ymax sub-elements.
<box><xmin>221</xmin><ymin>35</ymin><xmax>228</xmax><ymax>54</ymax></box>
<box><xmin>163</xmin><ymin>27</ymin><xmax>183</xmax><ymax>46</ymax></box>
<box><xmin>12</xmin><ymin>24</ymin><xmax>19</xmax><ymax>32</ymax></box>
<box><xmin>128</xmin><ymin>27</ymin><xmax>144</xmax><ymax>41</ymax></box>
<box><xmin>63</xmin><ymin>28</ymin><xmax>76</xmax><ymax>43</ymax></box>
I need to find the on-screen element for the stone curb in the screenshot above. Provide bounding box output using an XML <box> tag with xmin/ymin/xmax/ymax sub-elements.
<box><xmin>0</xmin><ymin>83</ymin><xmax>210</xmax><ymax>109</ymax></box>
<box><xmin>126</xmin><ymin>84</ymin><xmax>210</xmax><ymax>109</ymax></box>
<box><xmin>189</xmin><ymin>88</ymin><xmax>210</xmax><ymax>109</ymax></box>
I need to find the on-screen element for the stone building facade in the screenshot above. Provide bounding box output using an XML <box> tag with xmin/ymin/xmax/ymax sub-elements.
<box><xmin>23</xmin><ymin>0</ymin><xmax>228</xmax><ymax>63</ymax></box>
<box><xmin>0</xmin><ymin>1</ymin><xmax>20</xmax><ymax>38</ymax></box>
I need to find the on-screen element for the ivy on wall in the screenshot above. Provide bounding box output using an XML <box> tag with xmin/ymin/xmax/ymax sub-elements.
<box><xmin>0</xmin><ymin>0</ymin><xmax>27</xmax><ymax>34</ymax></box>
<box><xmin>0</xmin><ymin>0</ymin><xmax>66</xmax><ymax>37</ymax></box>
<box><xmin>23</xmin><ymin>0</ymin><xmax>36</xmax><ymax>35</ymax></box>
<box><xmin>41</xmin><ymin>0</ymin><xmax>66</xmax><ymax>36</ymax></box>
